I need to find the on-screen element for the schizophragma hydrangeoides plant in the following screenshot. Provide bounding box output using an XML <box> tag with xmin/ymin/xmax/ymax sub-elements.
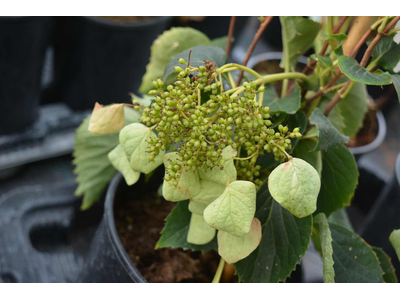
<box><xmin>74</xmin><ymin>16</ymin><xmax>400</xmax><ymax>283</ymax></box>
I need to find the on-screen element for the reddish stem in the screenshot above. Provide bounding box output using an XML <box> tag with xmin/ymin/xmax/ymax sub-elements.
<box><xmin>226</xmin><ymin>16</ymin><xmax>236</xmax><ymax>58</ymax></box>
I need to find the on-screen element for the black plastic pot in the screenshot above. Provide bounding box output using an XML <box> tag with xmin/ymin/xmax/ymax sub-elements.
<box><xmin>46</xmin><ymin>16</ymin><xmax>171</xmax><ymax>111</ymax></box>
<box><xmin>348</xmin><ymin>110</ymin><xmax>387</xmax><ymax>160</ymax></box>
<box><xmin>359</xmin><ymin>153</ymin><xmax>400</xmax><ymax>277</ymax></box>
<box><xmin>0</xmin><ymin>17</ymin><xmax>52</xmax><ymax>134</ymax></box>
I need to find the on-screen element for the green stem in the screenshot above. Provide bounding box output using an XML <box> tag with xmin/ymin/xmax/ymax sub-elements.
<box><xmin>218</xmin><ymin>63</ymin><xmax>262</xmax><ymax>79</ymax></box>
<box><xmin>280</xmin><ymin>19</ymin><xmax>291</xmax><ymax>98</ymax></box>
<box><xmin>388</xmin><ymin>27</ymin><xmax>400</xmax><ymax>35</ymax></box>
<box><xmin>275</xmin><ymin>144</ymin><xmax>292</xmax><ymax>160</ymax></box>
<box><xmin>212</xmin><ymin>257</ymin><xmax>225</xmax><ymax>283</ymax></box>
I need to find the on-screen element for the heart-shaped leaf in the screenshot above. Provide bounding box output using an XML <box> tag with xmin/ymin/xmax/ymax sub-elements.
<box><xmin>108</xmin><ymin>144</ymin><xmax>140</xmax><ymax>186</ymax></box>
<box><xmin>268</xmin><ymin>158</ymin><xmax>321</xmax><ymax>218</ymax></box>
<box><xmin>262</xmin><ymin>82</ymin><xmax>301</xmax><ymax>115</ymax></box>
<box><xmin>187</xmin><ymin>213</ymin><xmax>216</xmax><ymax>245</ymax></box>
<box><xmin>162</xmin><ymin>152</ymin><xmax>201</xmax><ymax>202</ymax></box>
<box><xmin>218</xmin><ymin>218</ymin><xmax>262</xmax><ymax>264</ymax></box>
<box><xmin>189</xmin><ymin>179</ymin><xmax>226</xmax><ymax>215</ymax></box>
<box><xmin>204</xmin><ymin>181</ymin><xmax>256</xmax><ymax>236</ymax></box>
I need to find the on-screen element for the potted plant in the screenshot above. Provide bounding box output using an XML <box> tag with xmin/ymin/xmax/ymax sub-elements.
<box><xmin>74</xmin><ymin>16</ymin><xmax>400</xmax><ymax>283</ymax></box>
<box><xmin>44</xmin><ymin>16</ymin><xmax>172</xmax><ymax>111</ymax></box>
<box><xmin>0</xmin><ymin>17</ymin><xmax>52</xmax><ymax>135</ymax></box>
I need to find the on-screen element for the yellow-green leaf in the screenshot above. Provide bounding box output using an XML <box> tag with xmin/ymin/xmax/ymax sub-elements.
<box><xmin>88</xmin><ymin>103</ymin><xmax>125</xmax><ymax>134</ymax></box>
<box><xmin>108</xmin><ymin>144</ymin><xmax>140</xmax><ymax>186</ymax></box>
<box><xmin>187</xmin><ymin>214</ymin><xmax>216</xmax><ymax>245</ymax></box>
<box><xmin>390</xmin><ymin>229</ymin><xmax>400</xmax><ymax>261</ymax></box>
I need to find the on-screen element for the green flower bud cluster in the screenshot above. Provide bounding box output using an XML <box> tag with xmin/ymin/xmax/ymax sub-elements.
<box><xmin>141</xmin><ymin>59</ymin><xmax>301</xmax><ymax>186</ymax></box>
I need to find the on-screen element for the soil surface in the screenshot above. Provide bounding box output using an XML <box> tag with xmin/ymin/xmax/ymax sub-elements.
<box><xmin>96</xmin><ymin>16</ymin><xmax>156</xmax><ymax>23</ymax></box>
<box><xmin>348</xmin><ymin>109</ymin><xmax>378</xmax><ymax>147</ymax></box>
<box><xmin>114</xmin><ymin>183</ymin><xmax>220</xmax><ymax>283</ymax></box>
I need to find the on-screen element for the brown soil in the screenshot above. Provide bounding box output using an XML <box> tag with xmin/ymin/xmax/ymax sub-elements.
<box><xmin>348</xmin><ymin>109</ymin><xmax>379</xmax><ymax>147</ymax></box>
<box><xmin>114</xmin><ymin>185</ymin><xmax>220</xmax><ymax>283</ymax></box>
<box><xmin>96</xmin><ymin>16</ymin><xmax>156</xmax><ymax>23</ymax></box>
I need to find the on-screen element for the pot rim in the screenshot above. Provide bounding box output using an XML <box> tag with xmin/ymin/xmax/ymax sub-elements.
<box><xmin>348</xmin><ymin>110</ymin><xmax>386</xmax><ymax>155</ymax></box>
<box><xmin>105</xmin><ymin>173</ymin><xmax>147</xmax><ymax>283</ymax></box>
<box><xmin>83</xmin><ymin>16</ymin><xmax>172</xmax><ymax>30</ymax></box>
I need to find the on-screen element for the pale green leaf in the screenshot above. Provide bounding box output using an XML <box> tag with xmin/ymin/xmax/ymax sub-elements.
<box><xmin>156</xmin><ymin>200</ymin><xmax>217</xmax><ymax>252</ymax></box>
<box><xmin>337</xmin><ymin>55</ymin><xmax>392</xmax><ymax>85</ymax></box>
<box><xmin>88</xmin><ymin>103</ymin><xmax>125</xmax><ymax>135</ymax></box>
<box><xmin>314</xmin><ymin>213</ymin><xmax>335</xmax><ymax>283</ymax></box>
<box><xmin>391</xmin><ymin>74</ymin><xmax>400</xmax><ymax>103</ymax></box>
<box><xmin>280</xmin><ymin>16</ymin><xmax>321</xmax><ymax>69</ymax></box>
<box><xmin>262</xmin><ymin>82</ymin><xmax>301</xmax><ymax>114</ymax></box>
<box><xmin>235</xmin><ymin>182</ymin><xmax>312</xmax><ymax>282</ymax></box>
<box><xmin>73</xmin><ymin>107</ymin><xmax>141</xmax><ymax>210</ymax></box>
<box><xmin>292</xmin><ymin>139</ymin><xmax>322</xmax><ymax>177</ymax></box>
<box><xmin>310</xmin><ymin>54</ymin><xmax>332</xmax><ymax>67</ymax></box>
<box><xmin>268</xmin><ymin>158</ymin><xmax>321</xmax><ymax>218</ymax></box>
<box><xmin>218</xmin><ymin>218</ymin><xmax>262</xmax><ymax>264</ymax></box>
<box><xmin>390</xmin><ymin>229</ymin><xmax>400</xmax><ymax>261</ymax></box>
<box><xmin>204</xmin><ymin>181</ymin><xmax>256</xmax><ymax>237</ymax></box>
<box><xmin>187</xmin><ymin>213</ymin><xmax>216</xmax><ymax>245</ymax></box>
<box><xmin>108</xmin><ymin>144</ymin><xmax>140</xmax><ymax>186</ymax></box>
<box><xmin>316</xmin><ymin>145</ymin><xmax>358</xmax><ymax>217</ymax></box>
<box><xmin>162</xmin><ymin>152</ymin><xmax>201</xmax><ymax>202</ymax></box>
<box><xmin>139</xmin><ymin>27</ymin><xmax>211</xmax><ymax>93</ymax></box>
<box><xmin>330</xmin><ymin>222</ymin><xmax>384</xmax><ymax>283</ymax></box>
<box><xmin>309</xmin><ymin>108</ymin><xmax>349</xmax><ymax>151</ymax></box>
<box><xmin>189</xmin><ymin>179</ymin><xmax>226</xmax><ymax>215</ymax></box>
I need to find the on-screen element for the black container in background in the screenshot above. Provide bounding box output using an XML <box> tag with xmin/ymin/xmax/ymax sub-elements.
<box><xmin>359</xmin><ymin>153</ymin><xmax>400</xmax><ymax>278</ymax></box>
<box><xmin>46</xmin><ymin>16</ymin><xmax>171</xmax><ymax>111</ymax></box>
<box><xmin>0</xmin><ymin>17</ymin><xmax>52</xmax><ymax>134</ymax></box>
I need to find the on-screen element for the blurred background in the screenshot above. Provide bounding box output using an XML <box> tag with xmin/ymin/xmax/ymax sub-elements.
<box><xmin>0</xmin><ymin>16</ymin><xmax>399</xmax><ymax>283</ymax></box>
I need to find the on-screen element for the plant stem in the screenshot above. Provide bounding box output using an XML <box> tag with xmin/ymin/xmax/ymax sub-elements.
<box><xmin>306</xmin><ymin>72</ymin><xmax>341</xmax><ymax>103</ymax></box>
<box><xmin>388</xmin><ymin>27</ymin><xmax>400</xmax><ymax>35</ymax></box>
<box><xmin>324</xmin><ymin>80</ymin><xmax>353</xmax><ymax>116</ymax></box>
<box><xmin>218</xmin><ymin>63</ymin><xmax>262</xmax><ymax>79</ymax></box>
<box><xmin>281</xmin><ymin>17</ymin><xmax>290</xmax><ymax>98</ymax></box>
<box><xmin>212</xmin><ymin>257</ymin><xmax>226</xmax><ymax>283</ymax></box>
<box><xmin>236</xmin><ymin>16</ymin><xmax>274</xmax><ymax>86</ymax></box>
<box><xmin>275</xmin><ymin>144</ymin><xmax>292</xmax><ymax>160</ymax></box>
<box><xmin>226</xmin><ymin>16</ymin><xmax>236</xmax><ymax>58</ymax></box>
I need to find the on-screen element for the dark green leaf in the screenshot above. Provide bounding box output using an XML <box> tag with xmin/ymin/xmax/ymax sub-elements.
<box><xmin>262</xmin><ymin>82</ymin><xmax>301</xmax><ymax>114</ymax></box>
<box><xmin>279</xmin><ymin>16</ymin><xmax>321</xmax><ymax>70</ymax></box>
<box><xmin>139</xmin><ymin>27</ymin><xmax>211</xmax><ymax>93</ymax></box>
<box><xmin>156</xmin><ymin>200</ymin><xmax>217</xmax><ymax>252</ymax></box>
<box><xmin>391</xmin><ymin>74</ymin><xmax>400</xmax><ymax>103</ymax></box>
<box><xmin>310</xmin><ymin>54</ymin><xmax>332</xmax><ymax>67</ymax></box>
<box><xmin>372</xmin><ymin>35</ymin><xmax>400</xmax><ymax>73</ymax></box>
<box><xmin>330</xmin><ymin>222</ymin><xmax>384</xmax><ymax>283</ymax></box>
<box><xmin>314</xmin><ymin>213</ymin><xmax>335</xmax><ymax>283</ymax></box>
<box><xmin>338</xmin><ymin>55</ymin><xmax>392</xmax><ymax>86</ymax></box>
<box><xmin>319</xmin><ymin>81</ymin><xmax>368</xmax><ymax>137</ymax></box>
<box><xmin>372</xmin><ymin>247</ymin><xmax>398</xmax><ymax>283</ymax></box>
<box><xmin>287</xmin><ymin>111</ymin><xmax>307</xmax><ymax>150</ymax></box>
<box><xmin>235</xmin><ymin>182</ymin><xmax>312</xmax><ymax>282</ymax></box>
<box><xmin>329</xmin><ymin>208</ymin><xmax>354</xmax><ymax>231</ymax></box>
<box><xmin>309</xmin><ymin>108</ymin><xmax>349</xmax><ymax>151</ymax></box>
<box><xmin>292</xmin><ymin>139</ymin><xmax>322</xmax><ymax>176</ymax></box>
<box><xmin>316</xmin><ymin>145</ymin><xmax>358</xmax><ymax>217</ymax></box>
<box><xmin>164</xmin><ymin>46</ymin><xmax>227</xmax><ymax>83</ymax></box>
<box><xmin>74</xmin><ymin>107</ymin><xmax>141</xmax><ymax>210</ymax></box>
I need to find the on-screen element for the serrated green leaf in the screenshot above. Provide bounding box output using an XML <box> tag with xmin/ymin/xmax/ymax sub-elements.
<box><xmin>139</xmin><ymin>27</ymin><xmax>211</xmax><ymax>93</ymax></box>
<box><xmin>108</xmin><ymin>144</ymin><xmax>140</xmax><ymax>186</ymax></box>
<box><xmin>156</xmin><ymin>200</ymin><xmax>217</xmax><ymax>252</ymax></box>
<box><xmin>372</xmin><ymin>35</ymin><xmax>400</xmax><ymax>73</ymax></box>
<box><xmin>218</xmin><ymin>218</ymin><xmax>262</xmax><ymax>264</ymax></box>
<box><xmin>187</xmin><ymin>213</ymin><xmax>216</xmax><ymax>245</ymax></box>
<box><xmin>338</xmin><ymin>55</ymin><xmax>392</xmax><ymax>85</ymax></box>
<box><xmin>280</xmin><ymin>16</ymin><xmax>320</xmax><ymax>70</ymax></box>
<box><xmin>372</xmin><ymin>247</ymin><xmax>398</xmax><ymax>283</ymax></box>
<box><xmin>162</xmin><ymin>152</ymin><xmax>201</xmax><ymax>202</ymax></box>
<box><xmin>309</xmin><ymin>108</ymin><xmax>349</xmax><ymax>151</ymax></box>
<box><xmin>204</xmin><ymin>181</ymin><xmax>256</xmax><ymax>237</ymax></box>
<box><xmin>189</xmin><ymin>179</ymin><xmax>226</xmax><ymax>215</ymax></box>
<box><xmin>120</xmin><ymin>123</ymin><xmax>165</xmax><ymax>174</ymax></box>
<box><xmin>314</xmin><ymin>213</ymin><xmax>335</xmax><ymax>283</ymax></box>
<box><xmin>73</xmin><ymin>107</ymin><xmax>141</xmax><ymax>210</ymax></box>
<box><xmin>329</xmin><ymin>222</ymin><xmax>384</xmax><ymax>283</ymax></box>
<box><xmin>235</xmin><ymin>181</ymin><xmax>312</xmax><ymax>283</ymax></box>
<box><xmin>390</xmin><ymin>229</ymin><xmax>400</xmax><ymax>261</ymax></box>
<box><xmin>293</xmin><ymin>139</ymin><xmax>322</xmax><ymax>177</ymax></box>
<box><xmin>391</xmin><ymin>74</ymin><xmax>400</xmax><ymax>103</ymax></box>
<box><xmin>319</xmin><ymin>81</ymin><xmax>368</xmax><ymax>138</ymax></box>
<box><xmin>316</xmin><ymin>145</ymin><xmax>358</xmax><ymax>217</ymax></box>
<box><xmin>262</xmin><ymin>82</ymin><xmax>301</xmax><ymax>114</ymax></box>
<box><xmin>268</xmin><ymin>158</ymin><xmax>321</xmax><ymax>218</ymax></box>
<box><xmin>164</xmin><ymin>45</ymin><xmax>227</xmax><ymax>83</ymax></box>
